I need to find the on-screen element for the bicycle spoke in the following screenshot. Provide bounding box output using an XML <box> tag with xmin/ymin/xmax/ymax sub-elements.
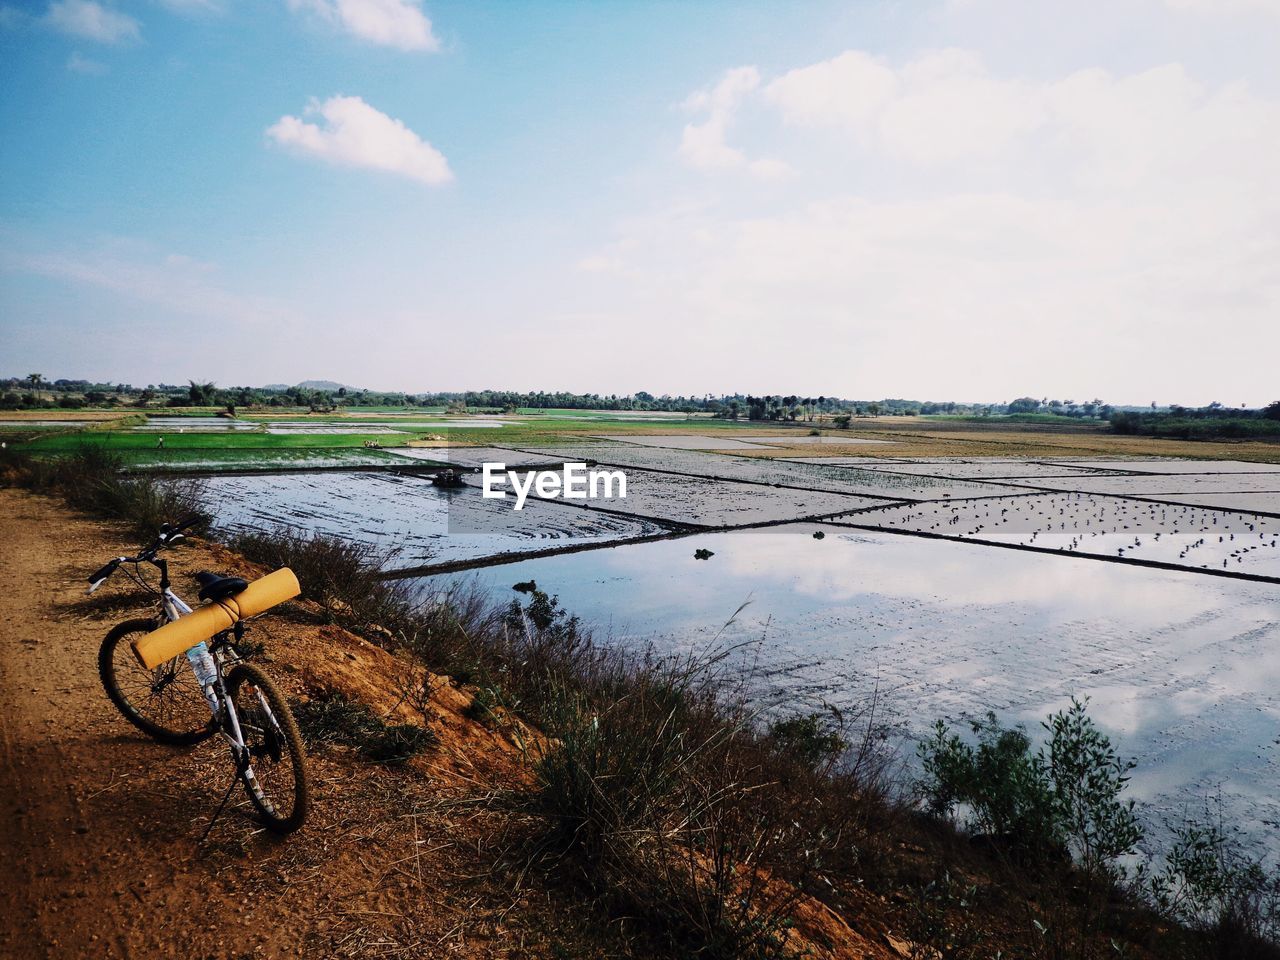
<box><xmin>226</xmin><ymin>671</ymin><xmax>306</xmax><ymax>829</ymax></box>
<box><xmin>101</xmin><ymin>622</ymin><xmax>209</xmax><ymax>744</ymax></box>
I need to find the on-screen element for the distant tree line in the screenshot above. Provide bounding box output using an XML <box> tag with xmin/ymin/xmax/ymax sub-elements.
<box><xmin>2</xmin><ymin>374</ymin><xmax>1137</xmax><ymax>426</ymax></box>
<box><xmin>1005</xmin><ymin>396</ymin><xmax>1112</xmax><ymax>418</ymax></box>
<box><xmin>1110</xmin><ymin>401</ymin><xmax>1280</xmax><ymax>439</ymax></box>
<box><xmin>0</xmin><ymin>377</ymin><xmax>423</xmax><ymax>413</ymax></box>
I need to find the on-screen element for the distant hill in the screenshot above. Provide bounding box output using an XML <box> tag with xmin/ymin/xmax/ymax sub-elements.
<box><xmin>261</xmin><ymin>380</ymin><xmax>360</xmax><ymax>392</ymax></box>
<box><xmin>297</xmin><ymin>380</ymin><xmax>355</xmax><ymax>392</ymax></box>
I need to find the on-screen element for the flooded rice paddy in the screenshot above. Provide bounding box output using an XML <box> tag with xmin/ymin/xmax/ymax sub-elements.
<box><xmin>416</xmin><ymin>528</ymin><xmax>1280</xmax><ymax>859</ymax></box>
<box><xmin>592</xmin><ymin>432</ymin><xmax>898</xmax><ymax>449</ymax></box>
<box><xmin>196</xmin><ymin>451</ymin><xmax>1280</xmax><ymax>856</ymax></box>
<box><xmin>522</xmin><ymin>442</ymin><xmax>1028</xmax><ymax>500</ymax></box>
<box><xmin>837</xmin><ymin>494</ymin><xmax>1280</xmax><ymax>577</ymax></box>
<box><xmin>131</xmin><ymin>416</ymin><xmax>260</xmax><ymax>432</ymax></box>
<box><xmin>203</xmin><ymin>471</ymin><xmax>667</xmax><ymax>567</ymax></box>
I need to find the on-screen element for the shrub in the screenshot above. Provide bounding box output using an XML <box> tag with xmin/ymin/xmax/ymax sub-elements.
<box><xmin>917</xmin><ymin>699</ymin><xmax>1141</xmax><ymax>868</ymax></box>
<box><xmin>1042</xmin><ymin>698</ymin><xmax>1141</xmax><ymax>871</ymax></box>
<box><xmin>227</xmin><ymin>526</ymin><xmax>410</xmax><ymax>631</ymax></box>
<box><xmin>2</xmin><ymin>444</ymin><xmax>206</xmax><ymax>538</ymax></box>
<box><xmin>917</xmin><ymin>712</ymin><xmax>1059</xmax><ymax>857</ymax></box>
<box><xmin>1147</xmin><ymin>808</ymin><xmax>1280</xmax><ymax>954</ymax></box>
<box><xmin>919</xmin><ymin>700</ymin><xmax>1149</xmax><ymax>956</ymax></box>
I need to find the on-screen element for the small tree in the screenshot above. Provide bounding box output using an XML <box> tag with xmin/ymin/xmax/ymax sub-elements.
<box><xmin>1043</xmin><ymin>699</ymin><xmax>1141</xmax><ymax>872</ymax></box>
<box><xmin>187</xmin><ymin>380</ymin><xmax>216</xmax><ymax>405</ymax></box>
<box><xmin>918</xmin><ymin>699</ymin><xmax>1140</xmax><ymax>865</ymax></box>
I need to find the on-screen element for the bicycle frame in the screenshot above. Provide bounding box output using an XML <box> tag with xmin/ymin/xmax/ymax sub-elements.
<box><xmin>148</xmin><ymin>559</ymin><xmax>282</xmax><ymax>813</ymax></box>
<box><xmin>92</xmin><ymin>517</ymin><xmax>305</xmax><ymax>833</ymax></box>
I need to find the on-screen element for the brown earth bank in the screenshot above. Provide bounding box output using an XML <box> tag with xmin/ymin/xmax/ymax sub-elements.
<box><xmin>0</xmin><ymin>489</ymin><xmax>913</xmax><ymax>960</ymax></box>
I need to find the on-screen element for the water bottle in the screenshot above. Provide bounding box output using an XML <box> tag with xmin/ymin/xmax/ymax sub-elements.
<box><xmin>185</xmin><ymin>642</ymin><xmax>221</xmax><ymax>715</ymax></box>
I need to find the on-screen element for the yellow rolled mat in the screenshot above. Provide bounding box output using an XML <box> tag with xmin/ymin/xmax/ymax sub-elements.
<box><xmin>132</xmin><ymin>568</ymin><xmax>301</xmax><ymax>669</ymax></box>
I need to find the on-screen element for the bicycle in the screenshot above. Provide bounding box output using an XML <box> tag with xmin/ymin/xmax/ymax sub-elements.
<box><xmin>90</xmin><ymin>516</ymin><xmax>310</xmax><ymax>835</ymax></box>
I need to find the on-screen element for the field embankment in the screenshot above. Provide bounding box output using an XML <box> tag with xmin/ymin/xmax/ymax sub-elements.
<box><xmin>0</xmin><ymin>490</ymin><xmax>627</xmax><ymax>959</ymax></box>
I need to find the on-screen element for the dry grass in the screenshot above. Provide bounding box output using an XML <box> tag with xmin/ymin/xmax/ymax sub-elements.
<box><xmin>1</xmin><ymin>444</ymin><xmax>207</xmax><ymax>536</ymax></box>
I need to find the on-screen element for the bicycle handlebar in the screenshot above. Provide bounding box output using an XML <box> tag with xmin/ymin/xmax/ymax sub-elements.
<box><xmin>88</xmin><ymin>560</ymin><xmax>121</xmax><ymax>585</ymax></box>
<box><xmin>85</xmin><ymin>513</ymin><xmax>209</xmax><ymax>593</ymax></box>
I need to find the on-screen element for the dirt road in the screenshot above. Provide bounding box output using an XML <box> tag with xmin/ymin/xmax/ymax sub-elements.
<box><xmin>0</xmin><ymin>491</ymin><xmax>327</xmax><ymax>957</ymax></box>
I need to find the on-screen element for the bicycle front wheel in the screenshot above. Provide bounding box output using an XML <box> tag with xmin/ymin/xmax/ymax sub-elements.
<box><xmin>225</xmin><ymin>663</ymin><xmax>310</xmax><ymax>834</ymax></box>
<box><xmin>99</xmin><ymin>618</ymin><xmax>212</xmax><ymax>745</ymax></box>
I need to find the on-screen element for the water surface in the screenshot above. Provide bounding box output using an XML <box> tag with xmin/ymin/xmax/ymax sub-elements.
<box><xmin>419</xmin><ymin>527</ymin><xmax>1280</xmax><ymax>858</ymax></box>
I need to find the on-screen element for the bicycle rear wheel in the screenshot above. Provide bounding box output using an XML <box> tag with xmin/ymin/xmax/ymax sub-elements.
<box><xmin>225</xmin><ymin>663</ymin><xmax>309</xmax><ymax>834</ymax></box>
<box><xmin>99</xmin><ymin>619</ymin><xmax>212</xmax><ymax>745</ymax></box>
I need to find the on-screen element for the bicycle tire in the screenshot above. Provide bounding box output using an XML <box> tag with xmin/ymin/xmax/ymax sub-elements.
<box><xmin>225</xmin><ymin>663</ymin><xmax>310</xmax><ymax>834</ymax></box>
<box><xmin>99</xmin><ymin>618</ymin><xmax>212</xmax><ymax>746</ymax></box>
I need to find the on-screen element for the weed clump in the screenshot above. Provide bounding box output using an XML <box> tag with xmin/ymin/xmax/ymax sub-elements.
<box><xmin>2</xmin><ymin>444</ymin><xmax>205</xmax><ymax>538</ymax></box>
<box><xmin>227</xmin><ymin>526</ymin><xmax>410</xmax><ymax>631</ymax></box>
<box><xmin>767</xmin><ymin>710</ymin><xmax>847</xmax><ymax>769</ymax></box>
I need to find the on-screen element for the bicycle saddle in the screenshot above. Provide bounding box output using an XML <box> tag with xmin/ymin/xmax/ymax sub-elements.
<box><xmin>194</xmin><ymin>571</ymin><xmax>250</xmax><ymax>603</ymax></box>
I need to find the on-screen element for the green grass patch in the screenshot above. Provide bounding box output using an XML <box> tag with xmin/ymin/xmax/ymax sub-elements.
<box><xmin>24</xmin><ymin>431</ymin><xmax>415</xmax><ymax>454</ymax></box>
<box><xmin>123</xmin><ymin>448</ymin><xmax>409</xmax><ymax>470</ymax></box>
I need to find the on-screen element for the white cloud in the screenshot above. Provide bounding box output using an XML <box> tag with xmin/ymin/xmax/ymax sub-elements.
<box><xmin>579</xmin><ymin>52</ymin><xmax>1280</xmax><ymax>404</ymax></box>
<box><xmin>66</xmin><ymin>50</ymin><xmax>107</xmax><ymax>73</ymax></box>
<box><xmin>679</xmin><ymin>67</ymin><xmax>791</xmax><ymax>179</ymax></box>
<box><xmin>575</xmin><ymin>254</ymin><xmax>622</xmax><ymax>274</ymax></box>
<box><xmin>764</xmin><ymin>48</ymin><xmax>1044</xmax><ymax>166</ymax></box>
<box><xmin>266</xmin><ymin>95</ymin><xmax>453</xmax><ymax>185</ymax></box>
<box><xmin>44</xmin><ymin>0</ymin><xmax>140</xmax><ymax>44</ymax></box>
<box><xmin>692</xmin><ymin>49</ymin><xmax>1047</xmax><ymax>171</ymax></box>
<box><xmin>763</xmin><ymin>51</ymin><xmax>898</xmax><ymax>129</ymax></box>
<box><xmin>2</xmin><ymin>239</ymin><xmax>292</xmax><ymax>328</ymax></box>
<box><xmin>287</xmin><ymin>0</ymin><xmax>439</xmax><ymax>51</ymax></box>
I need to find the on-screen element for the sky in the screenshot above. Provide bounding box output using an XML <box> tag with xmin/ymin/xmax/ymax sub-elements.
<box><xmin>1</xmin><ymin>0</ymin><xmax>1278</xmax><ymax>406</ymax></box>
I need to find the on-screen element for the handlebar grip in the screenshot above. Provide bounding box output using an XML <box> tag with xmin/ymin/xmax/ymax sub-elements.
<box><xmin>88</xmin><ymin>560</ymin><xmax>120</xmax><ymax>584</ymax></box>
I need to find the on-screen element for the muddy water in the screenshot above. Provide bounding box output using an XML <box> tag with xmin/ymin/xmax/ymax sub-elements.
<box><xmin>416</xmin><ymin>526</ymin><xmax>1280</xmax><ymax>859</ymax></box>
<box><xmin>202</xmin><ymin>471</ymin><xmax>668</xmax><ymax>567</ymax></box>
